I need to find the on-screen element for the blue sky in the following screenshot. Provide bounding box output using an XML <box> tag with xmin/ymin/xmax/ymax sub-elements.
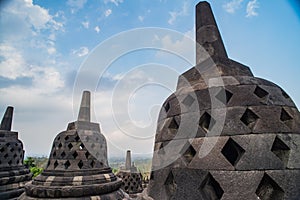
<box><xmin>0</xmin><ymin>0</ymin><xmax>299</xmax><ymax>158</ymax></box>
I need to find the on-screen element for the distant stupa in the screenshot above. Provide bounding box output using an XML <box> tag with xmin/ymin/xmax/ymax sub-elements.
<box><xmin>147</xmin><ymin>1</ymin><xmax>300</xmax><ymax>199</ymax></box>
<box><xmin>0</xmin><ymin>107</ymin><xmax>32</xmax><ymax>199</ymax></box>
<box><xmin>19</xmin><ymin>91</ymin><xmax>129</xmax><ymax>199</ymax></box>
<box><xmin>117</xmin><ymin>150</ymin><xmax>143</xmax><ymax>196</ymax></box>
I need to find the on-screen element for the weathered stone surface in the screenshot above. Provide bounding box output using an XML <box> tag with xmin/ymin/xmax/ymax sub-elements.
<box><xmin>147</xmin><ymin>1</ymin><xmax>300</xmax><ymax>199</ymax></box>
<box><xmin>117</xmin><ymin>150</ymin><xmax>143</xmax><ymax>195</ymax></box>
<box><xmin>19</xmin><ymin>91</ymin><xmax>129</xmax><ymax>199</ymax></box>
<box><xmin>0</xmin><ymin>107</ymin><xmax>32</xmax><ymax>200</ymax></box>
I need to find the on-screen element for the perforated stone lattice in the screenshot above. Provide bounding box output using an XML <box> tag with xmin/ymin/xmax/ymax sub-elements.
<box><xmin>117</xmin><ymin>172</ymin><xmax>143</xmax><ymax>195</ymax></box>
<box><xmin>147</xmin><ymin>2</ymin><xmax>300</xmax><ymax>199</ymax></box>
<box><xmin>19</xmin><ymin>91</ymin><xmax>128</xmax><ymax>199</ymax></box>
<box><xmin>47</xmin><ymin>131</ymin><xmax>105</xmax><ymax>170</ymax></box>
<box><xmin>0</xmin><ymin>141</ymin><xmax>23</xmax><ymax>167</ymax></box>
<box><xmin>0</xmin><ymin>106</ymin><xmax>32</xmax><ymax>200</ymax></box>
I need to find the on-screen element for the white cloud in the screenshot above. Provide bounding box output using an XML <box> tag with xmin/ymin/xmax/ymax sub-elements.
<box><xmin>246</xmin><ymin>0</ymin><xmax>259</xmax><ymax>17</ymax></box>
<box><xmin>82</xmin><ymin>21</ymin><xmax>89</xmax><ymax>29</ymax></box>
<box><xmin>168</xmin><ymin>1</ymin><xmax>189</xmax><ymax>25</ymax></box>
<box><xmin>67</xmin><ymin>0</ymin><xmax>87</xmax><ymax>12</ymax></box>
<box><xmin>0</xmin><ymin>45</ymin><xmax>27</xmax><ymax>80</ymax></box>
<box><xmin>223</xmin><ymin>0</ymin><xmax>244</xmax><ymax>13</ymax></box>
<box><xmin>104</xmin><ymin>0</ymin><xmax>124</xmax><ymax>6</ymax></box>
<box><xmin>138</xmin><ymin>16</ymin><xmax>144</xmax><ymax>22</ymax></box>
<box><xmin>48</xmin><ymin>33</ymin><xmax>56</xmax><ymax>41</ymax></box>
<box><xmin>105</xmin><ymin>9</ymin><xmax>112</xmax><ymax>17</ymax></box>
<box><xmin>155</xmin><ymin>28</ymin><xmax>195</xmax><ymax>63</ymax></box>
<box><xmin>47</xmin><ymin>47</ymin><xmax>56</xmax><ymax>55</ymax></box>
<box><xmin>72</xmin><ymin>46</ymin><xmax>89</xmax><ymax>57</ymax></box>
<box><xmin>94</xmin><ymin>26</ymin><xmax>101</xmax><ymax>33</ymax></box>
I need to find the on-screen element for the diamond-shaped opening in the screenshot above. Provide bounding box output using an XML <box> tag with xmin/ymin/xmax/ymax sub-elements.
<box><xmin>58</xmin><ymin>143</ymin><xmax>62</xmax><ymax>148</ymax></box>
<box><xmin>164</xmin><ymin>102</ymin><xmax>170</xmax><ymax>112</ymax></box>
<box><xmin>72</xmin><ymin>151</ymin><xmax>78</xmax><ymax>159</ymax></box>
<box><xmin>280</xmin><ymin>108</ymin><xmax>293</xmax><ymax>129</ymax></box>
<box><xmin>215</xmin><ymin>88</ymin><xmax>233</xmax><ymax>104</ymax></box>
<box><xmin>10</xmin><ymin>148</ymin><xmax>14</xmax><ymax>152</ymax></box>
<box><xmin>53</xmin><ymin>151</ymin><xmax>57</xmax><ymax>157</ymax></box>
<box><xmin>221</xmin><ymin>138</ymin><xmax>245</xmax><ymax>166</ymax></box>
<box><xmin>68</xmin><ymin>143</ymin><xmax>73</xmax><ymax>150</ymax></box>
<box><xmin>182</xmin><ymin>94</ymin><xmax>195</xmax><ymax>107</ymax></box>
<box><xmin>78</xmin><ymin>160</ymin><xmax>83</xmax><ymax>169</ymax></box>
<box><xmin>164</xmin><ymin>171</ymin><xmax>177</xmax><ymax>197</ymax></box>
<box><xmin>61</xmin><ymin>151</ymin><xmax>66</xmax><ymax>158</ymax></box>
<box><xmin>57</xmin><ymin>136</ymin><xmax>60</xmax><ymax>141</ymax></box>
<box><xmin>54</xmin><ymin>160</ymin><xmax>58</xmax><ymax>169</ymax></box>
<box><xmin>280</xmin><ymin>108</ymin><xmax>293</xmax><ymax>122</ymax></box>
<box><xmin>271</xmin><ymin>136</ymin><xmax>290</xmax><ymax>166</ymax></box>
<box><xmin>200</xmin><ymin>173</ymin><xmax>224</xmax><ymax>200</ymax></box>
<box><xmin>181</xmin><ymin>142</ymin><xmax>196</xmax><ymax>165</ymax></box>
<box><xmin>0</xmin><ymin>147</ymin><xmax>4</xmax><ymax>152</ymax></box>
<box><xmin>64</xmin><ymin>160</ymin><xmax>71</xmax><ymax>169</ymax></box>
<box><xmin>75</xmin><ymin>135</ymin><xmax>80</xmax><ymax>142</ymax></box>
<box><xmin>6</xmin><ymin>143</ymin><xmax>10</xmax><ymax>147</ymax></box>
<box><xmin>13</xmin><ymin>154</ymin><xmax>17</xmax><ymax>158</ymax></box>
<box><xmin>65</xmin><ymin>136</ymin><xmax>69</xmax><ymax>141</ymax></box>
<box><xmin>256</xmin><ymin>173</ymin><xmax>284</xmax><ymax>200</ymax></box>
<box><xmin>240</xmin><ymin>108</ymin><xmax>259</xmax><ymax>129</ymax></box>
<box><xmin>281</xmin><ymin>89</ymin><xmax>290</xmax><ymax>99</ymax></box>
<box><xmin>8</xmin><ymin>160</ymin><xmax>12</xmax><ymax>165</ymax></box>
<box><xmin>79</xmin><ymin>143</ymin><xmax>85</xmax><ymax>150</ymax></box>
<box><xmin>158</xmin><ymin>142</ymin><xmax>169</xmax><ymax>155</ymax></box>
<box><xmin>90</xmin><ymin>160</ymin><xmax>95</xmax><ymax>168</ymax></box>
<box><xmin>4</xmin><ymin>153</ymin><xmax>8</xmax><ymax>158</ymax></box>
<box><xmin>254</xmin><ymin>86</ymin><xmax>269</xmax><ymax>98</ymax></box>
<box><xmin>199</xmin><ymin>112</ymin><xmax>216</xmax><ymax>133</ymax></box>
<box><xmin>168</xmin><ymin>117</ymin><xmax>179</xmax><ymax>130</ymax></box>
<box><xmin>85</xmin><ymin>151</ymin><xmax>90</xmax><ymax>159</ymax></box>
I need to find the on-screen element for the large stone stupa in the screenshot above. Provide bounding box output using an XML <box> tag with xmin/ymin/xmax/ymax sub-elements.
<box><xmin>0</xmin><ymin>107</ymin><xmax>32</xmax><ymax>199</ymax></box>
<box><xmin>147</xmin><ymin>1</ymin><xmax>300</xmax><ymax>200</ymax></box>
<box><xmin>19</xmin><ymin>91</ymin><xmax>129</xmax><ymax>199</ymax></box>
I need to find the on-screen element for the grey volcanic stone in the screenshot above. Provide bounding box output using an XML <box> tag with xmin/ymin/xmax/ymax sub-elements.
<box><xmin>117</xmin><ymin>150</ymin><xmax>143</xmax><ymax>195</ymax></box>
<box><xmin>19</xmin><ymin>91</ymin><xmax>129</xmax><ymax>199</ymax></box>
<box><xmin>147</xmin><ymin>1</ymin><xmax>300</xmax><ymax>200</ymax></box>
<box><xmin>0</xmin><ymin>107</ymin><xmax>32</xmax><ymax>200</ymax></box>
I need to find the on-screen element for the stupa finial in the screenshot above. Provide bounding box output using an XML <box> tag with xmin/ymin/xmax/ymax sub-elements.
<box><xmin>0</xmin><ymin>106</ymin><xmax>13</xmax><ymax>131</ymax></box>
<box><xmin>196</xmin><ymin>1</ymin><xmax>228</xmax><ymax>63</ymax></box>
<box><xmin>77</xmin><ymin>90</ymin><xmax>91</xmax><ymax>122</ymax></box>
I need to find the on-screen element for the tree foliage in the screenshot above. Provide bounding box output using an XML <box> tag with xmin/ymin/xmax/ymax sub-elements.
<box><xmin>24</xmin><ymin>157</ymin><xmax>44</xmax><ymax>178</ymax></box>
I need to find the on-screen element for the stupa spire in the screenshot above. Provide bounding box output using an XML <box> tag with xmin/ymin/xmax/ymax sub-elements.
<box><xmin>196</xmin><ymin>1</ymin><xmax>228</xmax><ymax>63</ymax></box>
<box><xmin>0</xmin><ymin>106</ymin><xmax>13</xmax><ymax>131</ymax></box>
<box><xmin>125</xmin><ymin>150</ymin><xmax>132</xmax><ymax>170</ymax></box>
<box><xmin>77</xmin><ymin>90</ymin><xmax>90</xmax><ymax>122</ymax></box>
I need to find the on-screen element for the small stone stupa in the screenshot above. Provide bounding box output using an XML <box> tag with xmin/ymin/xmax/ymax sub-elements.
<box><xmin>0</xmin><ymin>107</ymin><xmax>32</xmax><ymax>199</ymax></box>
<box><xmin>117</xmin><ymin>150</ymin><xmax>143</xmax><ymax>196</ymax></box>
<box><xmin>19</xmin><ymin>91</ymin><xmax>129</xmax><ymax>199</ymax></box>
<box><xmin>147</xmin><ymin>1</ymin><xmax>300</xmax><ymax>200</ymax></box>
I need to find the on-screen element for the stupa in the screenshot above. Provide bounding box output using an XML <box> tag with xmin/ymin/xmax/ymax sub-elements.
<box><xmin>117</xmin><ymin>150</ymin><xmax>143</xmax><ymax>196</ymax></box>
<box><xmin>147</xmin><ymin>1</ymin><xmax>300</xmax><ymax>200</ymax></box>
<box><xmin>0</xmin><ymin>107</ymin><xmax>32</xmax><ymax>199</ymax></box>
<box><xmin>19</xmin><ymin>91</ymin><xmax>129</xmax><ymax>199</ymax></box>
